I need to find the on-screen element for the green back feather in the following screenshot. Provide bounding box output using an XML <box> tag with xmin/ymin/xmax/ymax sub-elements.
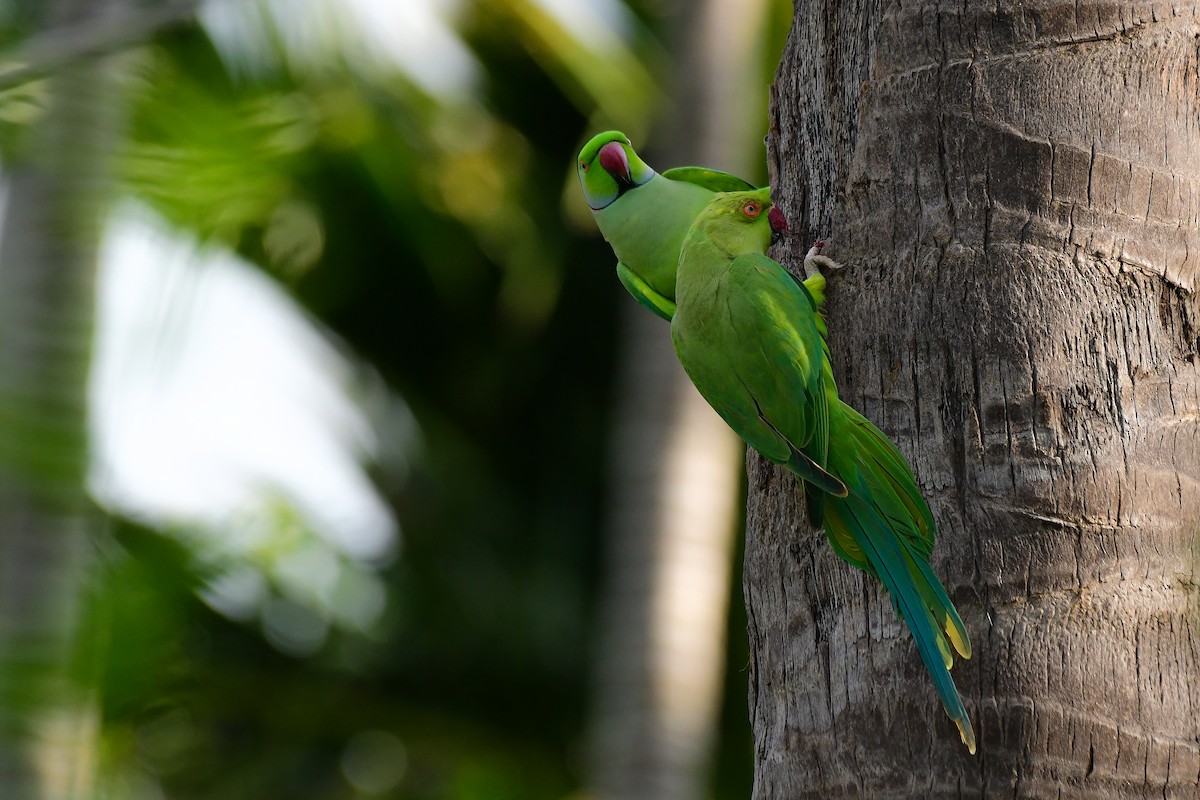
<box><xmin>661</xmin><ymin>166</ymin><xmax>756</xmax><ymax>193</ymax></box>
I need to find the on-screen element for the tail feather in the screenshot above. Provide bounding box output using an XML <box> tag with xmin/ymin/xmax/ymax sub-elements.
<box><xmin>843</xmin><ymin>405</ymin><xmax>935</xmax><ymax>557</ymax></box>
<box><xmin>823</xmin><ymin>405</ymin><xmax>975</xmax><ymax>753</ymax></box>
<box><xmin>827</xmin><ymin>495</ymin><xmax>976</xmax><ymax>754</ymax></box>
<box><xmin>836</xmin><ymin>406</ymin><xmax>972</xmax><ymax>658</ymax></box>
<box><xmin>908</xmin><ymin>551</ymin><xmax>971</xmax><ymax>659</ymax></box>
<box><xmin>805</xmin><ymin>488</ymin><xmax>825</xmax><ymax>531</ymax></box>
<box><xmin>853</xmin><ymin>448</ymin><xmax>973</xmax><ymax>662</ymax></box>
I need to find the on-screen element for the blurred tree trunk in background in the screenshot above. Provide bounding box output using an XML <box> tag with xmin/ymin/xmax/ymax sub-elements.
<box><xmin>747</xmin><ymin>0</ymin><xmax>1200</xmax><ymax>796</ymax></box>
<box><xmin>583</xmin><ymin>1</ymin><xmax>772</xmax><ymax>798</ymax></box>
<box><xmin>0</xmin><ymin>0</ymin><xmax>127</xmax><ymax>795</ymax></box>
<box><xmin>585</xmin><ymin>306</ymin><xmax>741</xmax><ymax>800</ymax></box>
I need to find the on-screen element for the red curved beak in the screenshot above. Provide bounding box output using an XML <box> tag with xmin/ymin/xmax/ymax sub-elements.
<box><xmin>598</xmin><ymin>141</ymin><xmax>632</xmax><ymax>184</ymax></box>
<box><xmin>768</xmin><ymin>206</ymin><xmax>788</xmax><ymax>243</ymax></box>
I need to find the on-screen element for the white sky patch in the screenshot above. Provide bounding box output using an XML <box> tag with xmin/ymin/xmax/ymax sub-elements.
<box><xmin>200</xmin><ymin>0</ymin><xmax>480</xmax><ymax>98</ymax></box>
<box><xmin>529</xmin><ymin>0</ymin><xmax>635</xmax><ymax>50</ymax></box>
<box><xmin>90</xmin><ymin>203</ymin><xmax>401</xmax><ymax>566</ymax></box>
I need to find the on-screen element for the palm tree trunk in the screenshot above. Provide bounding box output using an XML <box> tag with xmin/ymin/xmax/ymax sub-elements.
<box><xmin>747</xmin><ymin>0</ymin><xmax>1200</xmax><ymax>796</ymax></box>
<box><xmin>0</xmin><ymin>0</ymin><xmax>127</xmax><ymax>795</ymax></box>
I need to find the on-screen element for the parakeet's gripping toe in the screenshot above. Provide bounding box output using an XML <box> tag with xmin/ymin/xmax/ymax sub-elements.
<box><xmin>804</xmin><ymin>239</ymin><xmax>845</xmax><ymax>276</ymax></box>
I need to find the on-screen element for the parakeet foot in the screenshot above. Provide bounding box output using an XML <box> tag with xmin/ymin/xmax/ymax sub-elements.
<box><xmin>804</xmin><ymin>240</ymin><xmax>845</xmax><ymax>277</ymax></box>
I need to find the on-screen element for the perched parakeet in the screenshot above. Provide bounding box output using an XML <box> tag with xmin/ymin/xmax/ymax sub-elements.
<box><xmin>671</xmin><ymin>186</ymin><xmax>976</xmax><ymax>753</ymax></box>
<box><xmin>576</xmin><ymin>130</ymin><xmax>755</xmax><ymax>320</ymax></box>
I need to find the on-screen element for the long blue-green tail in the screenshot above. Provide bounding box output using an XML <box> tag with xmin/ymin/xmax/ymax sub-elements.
<box><xmin>822</xmin><ymin>404</ymin><xmax>976</xmax><ymax>754</ymax></box>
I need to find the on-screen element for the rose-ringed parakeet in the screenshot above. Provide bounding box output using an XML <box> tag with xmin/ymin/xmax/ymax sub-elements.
<box><xmin>576</xmin><ymin>130</ymin><xmax>755</xmax><ymax>321</ymax></box>
<box><xmin>670</xmin><ymin>186</ymin><xmax>976</xmax><ymax>753</ymax></box>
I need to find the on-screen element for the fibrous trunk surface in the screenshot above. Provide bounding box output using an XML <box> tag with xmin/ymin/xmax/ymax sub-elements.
<box><xmin>747</xmin><ymin>1</ymin><xmax>1200</xmax><ymax>796</ymax></box>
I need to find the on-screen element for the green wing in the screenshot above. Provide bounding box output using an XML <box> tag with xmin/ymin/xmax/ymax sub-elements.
<box><xmin>727</xmin><ymin>254</ymin><xmax>833</xmax><ymax>470</ymax></box>
<box><xmin>675</xmin><ymin>252</ymin><xmax>845</xmax><ymax>496</ymax></box>
<box><xmin>661</xmin><ymin>166</ymin><xmax>756</xmax><ymax>193</ymax></box>
<box><xmin>616</xmin><ymin>261</ymin><xmax>676</xmax><ymax>321</ymax></box>
<box><xmin>780</xmin><ymin>268</ymin><xmax>833</xmax><ymax>526</ymax></box>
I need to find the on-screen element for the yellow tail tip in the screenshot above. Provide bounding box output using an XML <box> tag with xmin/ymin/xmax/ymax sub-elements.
<box><xmin>957</xmin><ymin>719</ymin><xmax>977</xmax><ymax>755</ymax></box>
<box><xmin>944</xmin><ymin>612</ymin><xmax>971</xmax><ymax>660</ymax></box>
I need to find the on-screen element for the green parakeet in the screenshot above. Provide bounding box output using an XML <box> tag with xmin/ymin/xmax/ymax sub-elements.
<box><xmin>671</xmin><ymin>186</ymin><xmax>976</xmax><ymax>753</ymax></box>
<box><xmin>576</xmin><ymin>130</ymin><xmax>754</xmax><ymax>320</ymax></box>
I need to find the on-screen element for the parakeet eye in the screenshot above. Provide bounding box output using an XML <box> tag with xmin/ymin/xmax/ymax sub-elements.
<box><xmin>742</xmin><ymin>201</ymin><xmax>762</xmax><ymax>218</ymax></box>
<box><xmin>580</xmin><ymin>162</ymin><xmax>588</xmax><ymax>171</ymax></box>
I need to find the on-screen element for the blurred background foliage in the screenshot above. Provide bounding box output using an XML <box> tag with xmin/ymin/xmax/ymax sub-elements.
<box><xmin>0</xmin><ymin>0</ymin><xmax>790</xmax><ymax>797</ymax></box>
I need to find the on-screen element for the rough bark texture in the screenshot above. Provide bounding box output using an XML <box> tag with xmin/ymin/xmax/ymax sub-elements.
<box><xmin>747</xmin><ymin>0</ymin><xmax>1200</xmax><ymax>796</ymax></box>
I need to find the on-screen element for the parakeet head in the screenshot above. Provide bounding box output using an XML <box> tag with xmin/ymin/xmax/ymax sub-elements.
<box><xmin>690</xmin><ymin>187</ymin><xmax>787</xmax><ymax>255</ymax></box>
<box><xmin>576</xmin><ymin>131</ymin><xmax>656</xmax><ymax>211</ymax></box>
